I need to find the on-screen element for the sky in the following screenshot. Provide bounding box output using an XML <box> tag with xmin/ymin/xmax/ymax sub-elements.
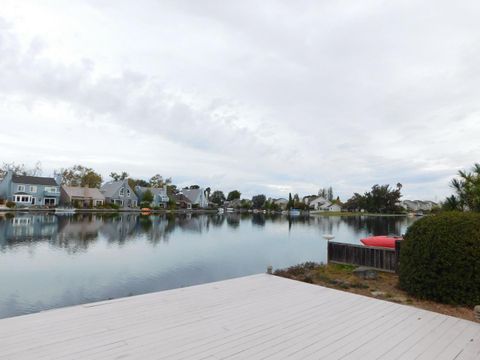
<box><xmin>1</xmin><ymin>0</ymin><xmax>479</xmax><ymax>201</ymax></box>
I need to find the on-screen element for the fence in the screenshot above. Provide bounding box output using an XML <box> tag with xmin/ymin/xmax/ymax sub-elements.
<box><xmin>328</xmin><ymin>241</ymin><xmax>402</xmax><ymax>273</ymax></box>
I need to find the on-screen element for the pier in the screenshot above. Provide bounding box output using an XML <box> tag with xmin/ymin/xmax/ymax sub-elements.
<box><xmin>0</xmin><ymin>274</ymin><xmax>479</xmax><ymax>359</ymax></box>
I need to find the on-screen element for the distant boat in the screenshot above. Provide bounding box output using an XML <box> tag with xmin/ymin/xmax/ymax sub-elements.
<box><xmin>289</xmin><ymin>209</ymin><xmax>301</xmax><ymax>216</ymax></box>
<box><xmin>360</xmin><ymin>235</ymin><xmax>402</xmax><ymax>248</ymax></box>
<box><xmin>55</xmin><ymin>207</ymin><xmax>76</xmax><ymax>214</ymax></box>
<box><xmin>226</xmin><ymin>208</ymin><xmax>235</xmax><ymax>213</ymax></box>
<box><xmin>218</xmin><ymin>208</ymin><xmax>224</xmax><ymax>214</ymax></box>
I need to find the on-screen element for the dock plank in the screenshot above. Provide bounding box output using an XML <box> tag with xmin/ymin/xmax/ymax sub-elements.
<box><xmin>0</xmin><ymin>274</ymin><xmax>478</xmax><ymax>360</ymax></box>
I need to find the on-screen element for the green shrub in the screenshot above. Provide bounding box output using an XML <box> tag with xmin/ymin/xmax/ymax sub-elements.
<box><xmin>399</xmin><ymin>212</ymin><xmax>480</xmax><ymax>305</ymax></box>
<box><xmin>6</xmin><ymin>201</ymin><xmax>15</xmax><ymax>208</ymax></box>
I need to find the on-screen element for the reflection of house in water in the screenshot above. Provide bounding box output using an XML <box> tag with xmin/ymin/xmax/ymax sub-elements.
<box><xmin>0</xmin><ymin>214</ymin><xmax>58</xmax><ymax>248</ymax></box>
<box><xmin>175</xmin><ymin>214</ymin><xmax>209</xmax><ymax>233</ymax></box>
<box><xmin>54</xmin><ymin>214</ymin><xmax>104</xmax><ymax>252</ymax></box>
<box><xmin>99</xmin><ymin>214</ymin><xmax>139</xmax><ymax>243</ymax></box>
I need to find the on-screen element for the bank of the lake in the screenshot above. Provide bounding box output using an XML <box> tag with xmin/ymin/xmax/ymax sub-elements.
<box><xmin>274</xmin><ymin>262</ymin><xmax>475</xmax><ymax>321</ymax></box>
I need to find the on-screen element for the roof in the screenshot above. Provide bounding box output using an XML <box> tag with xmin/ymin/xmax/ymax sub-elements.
<box><xmin>11</xmin><ymin>174</ymin><xmax>57</xmax><ymax>186</ymax></box>
<box><xmin>62</xmin><ymin>186</ymin><xmax>105</xmax><ymax>200</ymax></box>
<box><xmin>172</xmin><ymin>193</ymin><xmax>192</xmax><ymax>203</ymax></box>
<box><xmin>181</xmin><ymin>188</ymin><xmax>204</xmax><ymax>203</ymax></box>
<box><xmin>135</xmin><ymin>186</ymin><xmax>167</xmax><ymax>196</ymax></box>
<box><xmin>100</xmin><ymin>180</ymin><xmax>126</xmax><ymax>198</ymax></box>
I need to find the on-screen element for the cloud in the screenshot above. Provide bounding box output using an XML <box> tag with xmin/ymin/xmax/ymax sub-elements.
<box><xmin>1</xmin><ymin>1</ymin><xmax>480</xmax><ymax>200</ymax></box>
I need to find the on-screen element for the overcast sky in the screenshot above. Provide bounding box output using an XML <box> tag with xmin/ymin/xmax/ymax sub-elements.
<box><xmin>1</xmin><ymin>0</ymin><xmax>479</xmax><ymax>201</ymax></box>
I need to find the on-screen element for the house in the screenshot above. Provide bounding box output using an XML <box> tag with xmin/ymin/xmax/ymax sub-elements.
<box><xmin>61</xmin><ymin>186</ymin><xmax>105</xmax><ymax>208</ymax></box>
<box><xmin>302</xmin><ymin>195</ymin><xmax>318</xmax><ymax>205</ymax></box>
<box><xmin>100</xmin><ymin>180</ymin><xmax>138</xmax><ymax>208</ymax></box>
<box><xmin>326</xmin><ymin>203</ymin><xmax>342</xmax><ymax>212</ymax></box>
<box><xmin>171</xmin><ymin>193</ymin><xmax>192</xmax><ymax>209</ymax></box>
<box><xmin>308</xmin><ymin>196</ymin><xmax>330</xmax><ymax>210</ymax></box>
<box><xmin>0</xmin><ymin>171</ymin><xmax>61</xmax><ymax>207</ymax></box>
<box><xmin>180</xmin><ymin>188</ymin><xmax>209</xmax><ymax>208</ymax></box>
<box><xmin>400</xmin><ymin>200</ymin><xmax>438</xmax><ymax>212</ymax></box>
<box><xmin>272</xmin><ymin>198</ymin><xmax>288</xmax><ymax>209</ymax></box>
<box><xmin>135</xmin><ymin>186</ymin><xmax>169</xmax><ymax>208</ymax></box>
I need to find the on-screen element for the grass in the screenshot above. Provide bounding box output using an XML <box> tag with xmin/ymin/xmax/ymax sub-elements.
<box><xmin>274</xmin><ymin>262</ymin><xmax>476</xmax><ymax>322</ymax></box>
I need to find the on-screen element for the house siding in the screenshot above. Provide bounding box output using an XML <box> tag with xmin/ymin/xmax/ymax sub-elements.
<box><xmin>0</xmin><ymin>172</ymin><xmax>60</xmax><ymax>207</ymax></box>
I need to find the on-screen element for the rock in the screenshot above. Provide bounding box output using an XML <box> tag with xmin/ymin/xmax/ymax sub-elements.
<box><xmin>371</xmin><ymin>291</ymin><xmax>386</xmax><ymax>297</ymax></box>
<box><xmin>353</xmin><ymin>266</ymin><xmax>378</xmax><ymax>280</ymax></box>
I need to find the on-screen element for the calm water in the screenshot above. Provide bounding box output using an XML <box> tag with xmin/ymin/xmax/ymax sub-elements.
<box><xmin>0</xmin><ymin>212</ymin><xmax>416</xmax><ymax>318</ymax></box>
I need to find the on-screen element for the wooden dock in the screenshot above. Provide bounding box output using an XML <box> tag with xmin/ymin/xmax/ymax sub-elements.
<box><xmin>0</xmin><ymin>274</ymin><xmax>479</xmax><ymax>359</ymax></box>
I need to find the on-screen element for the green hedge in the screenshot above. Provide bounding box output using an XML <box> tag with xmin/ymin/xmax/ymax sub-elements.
<box><xmin>399</xmin><ymin>212</ymin><xmax>480</xmax><ymax>305</ymax></box>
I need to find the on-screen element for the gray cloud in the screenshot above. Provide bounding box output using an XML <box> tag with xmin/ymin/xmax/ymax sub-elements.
<box><xmin>1</xmin><ymin>1</ymin><xmax>480</xmax><ymax>200</ymax></box>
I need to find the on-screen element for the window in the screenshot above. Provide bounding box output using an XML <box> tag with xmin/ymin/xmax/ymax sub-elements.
<box><xmin>44</xmin><ymin>198</ymin><xmax>56</xmax><ymax>206</ymax></box>
<box><xmin>127</xmin><ymin>189</ymin><xmax>131</xmax><ymax>197</ymax></box>
<box><xmin>119</xmin><ymin>188</ymin><xmax>124</xmax><ymax>196</ymax></box>
<box><xmin>29</xmin><ymin>186</ymin><xmax>37</xmax><ymax>193</ymax></box>
<box><xmin>17</xmin><ymin>185</ymin><xmax>25</xmax><ymax>192</ymax></box>
<box><xmin>45</xmin><ymin>187</ymin><xmax>59</xmax><ymax>193</ymax></box>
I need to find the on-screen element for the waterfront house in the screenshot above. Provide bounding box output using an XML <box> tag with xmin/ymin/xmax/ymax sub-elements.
<box><xmin>0</xmin><ymin>171</ymin><xmax>61</xmax><ymax>207</ymax></box>
<box><xmin>180</xmin><ymin>188</ymin><xmax>209</xmax><ymax>208</ymax></box>
<box><xmin>60</xmin><ymin>186</ymin><xmax>105</xmax><ymax>208</ymax></box>
<box><xmin>400</xmin><ymin>200</ymin><xmax>438</xmax><ymax>212</ymax></box>
<box><xmin>100</xmin><ymin>180</ymin><xmax>138</xmax><ymax>208</ymax></box>
<box><xmin>171</xmin><ymin>193</ymin><xmax>192</xmax><ymax>209</ymax></box>
<box><xmin>308</xmin><ymin>196</ymin><xmax>330</xmax><ymax>210</ymax></box>
<box><xmin>134</xmin><ymin>186</ymin><xmax>169</xmax><ymax>208</ymax></box>
<box><xmin>272</xmin><ymin>198</ymin><xmax>288</xmax><ymax>209</ymax></box>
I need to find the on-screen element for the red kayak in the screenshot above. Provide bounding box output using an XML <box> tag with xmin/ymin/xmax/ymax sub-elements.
<box><xmin>360</xmin><ymin>235</ymin><xmax>402</xmax><ymax>248</ymax></box>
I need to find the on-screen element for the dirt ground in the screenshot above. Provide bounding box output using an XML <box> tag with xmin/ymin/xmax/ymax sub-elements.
<box><xmin>274</xmin><ymin>262</ymin><xmax>476</xmax><ymax>322</ymax></box>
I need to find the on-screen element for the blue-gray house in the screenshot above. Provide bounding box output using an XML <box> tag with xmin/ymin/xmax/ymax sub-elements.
<box><xmin>100</xmin><ymin>179</ymin><xmax>138</xmax><ymax>208</ymax></box>
<box><xmin>0</xmin><ymin>171</ymin><xmax>61</xmax><ymax>207</ymax></box>
<box><xmin>135</xmin><ymin>185</ymin><xmax>169</xmax><ymax>208</ymax></box>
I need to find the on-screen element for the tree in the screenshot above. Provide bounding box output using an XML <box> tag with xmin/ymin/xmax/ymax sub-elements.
<box><xmin>60</xmin><ymin>165</ymin><xmax>102</xmax><ymax>188</ymax></box>
<box><xmin>344</xmin><ymin>184</ymin><xmax>402</xmax><ymax>213</ymax></box>
<box><xmin>327</xmin><ymin>187</ymin><xmax>334</xmax><ymax>201</ymax></box>
<box><xmin>318</xmin><ymin>188</ymin><xmax>327</xmax><ymax>198</ymax></box>
<box><xmin>210</xmin><ymin>191</ymin><xmax>226</xmax><ymax>205</ymax></box>
<box><xmin>0</xmin><ymin>161</ymin><xmax>42</xmax><ymax>179</ymax></box>
<box><xmin>287</xmin><ymin>193</ymin><xmax>294</xmax><ymax>210</ymax></box>
<box><xmin>130</xmin><ymin>178</ymin><xmax>149</xmax><ymax>187</ymax></box>
<box><xmin>448</xmin><ymin>163</ymin><xmax>480</xmax><ymax>211</ymax></box>
<box><xmin>142</xmin><ymin>189</ymin><xmax>154</xmax><ymax>203</ymax></box>
<box><xmin>227</xmin><ymin>190</ymin><xmax>241</xmax><ymax>201</ymax></box>
<box><xmin>442</xmin><ymin>195</ymin><xmax>462</xmax><ymax>211</ymax></box>
<box><xmin>110</xmin><ymin>171</ymin><xmax>129</xmax><ymax>181</ymax></box>
<box><xmin>149</xmin><ymin>174</ymin><xmax>172</xmax><ymax>188</ymax></box>
<box><xmin>205</xmin><ymin>187</ymin><xmax>211</xmax><ymax>199</ymax></box>
<box><xmin>252</xmin><ymin>194</ymin><xmax>266</xmax><ymax>209</ymax></box>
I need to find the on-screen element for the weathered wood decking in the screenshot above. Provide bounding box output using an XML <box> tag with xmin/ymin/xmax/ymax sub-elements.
<box><xmin>0</xmin><ymin>274</ymin><xmax>479</xmax><ymax>359</ymax></box>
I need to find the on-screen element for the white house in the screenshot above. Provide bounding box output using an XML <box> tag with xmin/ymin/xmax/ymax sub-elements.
<box><xmin>308</xmin><ymin>196</ymin><xmax>330</xmax><ymax>210</ymax></box>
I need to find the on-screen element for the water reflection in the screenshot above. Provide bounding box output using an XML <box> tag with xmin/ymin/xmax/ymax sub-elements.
<box><xmin>0</xmin><ymin>212</ymin><xmax>416</xmax><ymax>318</ymax></box>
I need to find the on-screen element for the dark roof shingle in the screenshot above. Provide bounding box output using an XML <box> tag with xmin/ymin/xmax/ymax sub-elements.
<box><xmin>12</xmin><ymin>174</ymin><xmax>58</xmax><ymax>186</ymax></box>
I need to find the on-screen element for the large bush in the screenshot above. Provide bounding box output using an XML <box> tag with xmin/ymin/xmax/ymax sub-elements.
<box><xmin>399</xmin><ymin>212</ymin><xmax>480</xmax><ymax>305</ymax></box>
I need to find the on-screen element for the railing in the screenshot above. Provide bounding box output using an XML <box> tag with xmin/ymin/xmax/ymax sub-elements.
<box><xmin>328</xmin><ymin>241</ymin><xmax>402</xmax><ymax>273</ymax></box>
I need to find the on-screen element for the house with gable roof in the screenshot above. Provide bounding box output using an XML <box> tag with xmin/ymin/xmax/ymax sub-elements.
<box><xmin>181</xmin><ymin>188</ymin><xmax>209</xmax><ymax>208</ymax></box>
<box><xmin>100</xmin><ymin>179</ymin><xmax>138</xmax><ymax>208</ymax></box>
<box><xmin>0</xmin><ymin>171</ymin><xmax>61</xmax><ymax>207</ymax></box>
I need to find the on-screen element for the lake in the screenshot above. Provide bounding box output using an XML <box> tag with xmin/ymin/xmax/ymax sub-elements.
<box><xmin>0</xmin><ymin>212</ymin><xmax>416</xmax><ymax>319</ymax></box>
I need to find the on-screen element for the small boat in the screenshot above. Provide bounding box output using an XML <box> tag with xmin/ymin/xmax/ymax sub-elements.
<box><xmin>217</xmin><ymin>208</ymin><xmax>224</xmax><ymax>214</ymax></box>
<box><xmin>55</xmin><ymin>207</ymin><xmax>76</xmax><ymax>214</ymax></box>
<box><xmin>360</xmin><ymin>235</ymin><xmax>402</xmax><ymax>248</ymax></box>
<box><xmin>289</xmin><ymin>209</ymin><xmax>301</xmax><ymax>216</ymax></box>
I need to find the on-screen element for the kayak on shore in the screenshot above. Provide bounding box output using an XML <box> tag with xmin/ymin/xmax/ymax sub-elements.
<box><xmin>360</xmin><ymin>235</ymin><xmax>403</xmax><ymax>248</ymax></box>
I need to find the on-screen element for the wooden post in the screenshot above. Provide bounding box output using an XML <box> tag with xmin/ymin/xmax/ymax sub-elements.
<box><xmin>395</xmin><ymin>240</ymin><xmax>402</xmax><ymax>274</ymax></box>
